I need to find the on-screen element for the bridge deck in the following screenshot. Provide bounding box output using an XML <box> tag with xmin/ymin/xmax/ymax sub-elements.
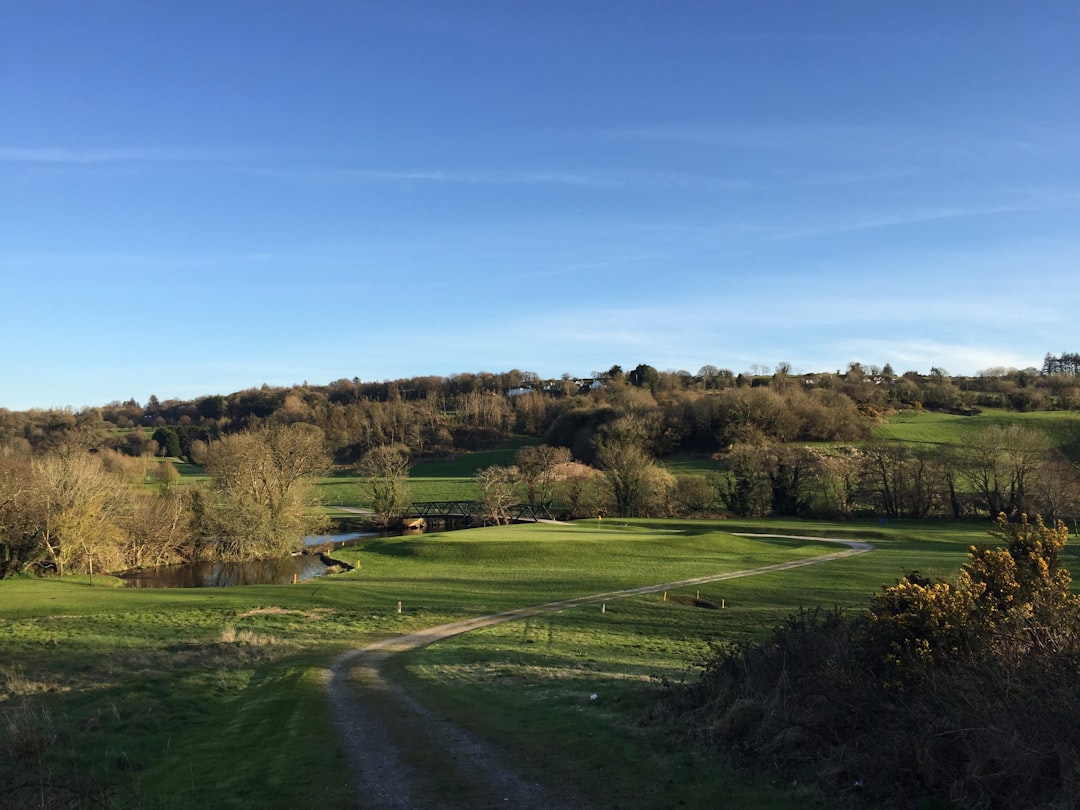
<box><xmin>403</xmin><ymin>501</ymin><xmax>553</xmax><ymax>523</ymax></box>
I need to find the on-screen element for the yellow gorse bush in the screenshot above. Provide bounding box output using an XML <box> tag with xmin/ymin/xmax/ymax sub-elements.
<box><xmin>868</xmin><ymin>513</ymin><xmax>1079</xmax><ymax>681</ymax></box>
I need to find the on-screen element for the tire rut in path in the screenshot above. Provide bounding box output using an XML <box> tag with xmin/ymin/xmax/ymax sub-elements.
<box><xmin>328</xmin><ymin>534</ymin><xmax>872</xmax><ymax>808</ymax></box>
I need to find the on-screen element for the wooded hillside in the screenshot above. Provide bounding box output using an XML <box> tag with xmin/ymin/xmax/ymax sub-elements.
<box><xmin>2</xmin><ymin>360</ymin><xmax>1079</xmax><ymax>578</ymax></box>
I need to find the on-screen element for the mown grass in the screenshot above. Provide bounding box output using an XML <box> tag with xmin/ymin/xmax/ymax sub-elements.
<box><xmin>0</xmin><ymin>523</ymin><xmax>833</xmax><ymax>809</ymax></box>
<box><xmin>312</xmin><ymin>436</ymin><xmax>540</xmax><ymax>508</ymax></box>
<box><xmin>662</xmin><ymin>453</ymin><xmax>723</xmax><ymax>475</ymax></box>
<box><xmin>131</xmin><ymin>419</ymin><xmax>1080</xmax><ymax>806</ymax></box>
<box><xmin>368</xmin><ymin>518</ymin><xmax>1011</xmax><ymax>809</ymax></box>
<box><xmin>8</xmin><ymin>511</ymin><xmax>1071</xmax><ymax>808</ymax></box>
<box><xmin>874</xmin><ymin>407</ymin><xmax>1080</xmax><ymax>458</ymax></box>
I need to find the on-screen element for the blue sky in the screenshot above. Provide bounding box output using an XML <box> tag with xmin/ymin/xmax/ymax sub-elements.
<box><xmin>2</xmin><ymin>2</ymin><xmax>1078</xmax><ymax>410</ymax></box>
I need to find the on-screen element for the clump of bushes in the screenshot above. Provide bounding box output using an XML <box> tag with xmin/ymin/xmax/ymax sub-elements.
<box><xmin>665</xmin><ymin>515</ymin><xmax>1080</xmax><ymax>809</ymax></box>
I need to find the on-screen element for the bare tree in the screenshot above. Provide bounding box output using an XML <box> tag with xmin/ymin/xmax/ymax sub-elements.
<box><xmin>960</xmin><ymin>425</ymin><xmax>1048</xmax><ymax>517</ymax></box>
<box><xmin>554</xmin><ymin>462</ymin><xmax>602</xmax><ymax>519</ymax></box>
<box><xmin>804</xmin><ymin>447</ymin><xmax>861</xmax><ymax>517</ymax></box>
<box><xmin>474</xmin><ymin>465</ymin><xmax>519</xmax><ymax>525</ymax></box>
<box><xmin>124</xmin><ymin>487</ymin><xmax>194</xmax><ymax>568</ymax></box>
<box><xmin>195</xmin><ymin>423</ymin><xmax>330</xmax><ymax>559</ymax></box>
<box><xmin>27</xmin><ymin>453</ymin><xmax>129</xmax><ymax>577</ymax></box>
<box><xmin>595</xmin><ymin>418</ymin><xmax>672</xmax><ymax>517</ymax></box>
<box><xmin>860</xmin><ymin>441</ymin><xmax>938</xmax><ymax>519</ymax></box>
<box><xmin>357</xmin><ymin>444</ymin><xmax>412</xmax><ymax>528</ymax></box>
<box><xmin>0</xmin><ymin>456</ymin><xmax>37</xmax><ymax>577</ymax></box>
<box><xmin>514</xmin><ymin>444</ymin><xmax>572</xmax><ymax>508</ymax></box>
<box><xmin>1032</xmin><ymin>455</ymin><xmax>1080</xmax><ymax>531</ymax></box>
<box><xmin>671</xmin><ymin>473</ymin><xmax>722</xmax><ymax>516</ymax></box>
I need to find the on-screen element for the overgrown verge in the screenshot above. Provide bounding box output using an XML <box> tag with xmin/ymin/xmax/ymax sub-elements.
<box><xmin>659</xmin><ymin>515</ymin><xmax>1080</xmax><ymax>809</ymax></box>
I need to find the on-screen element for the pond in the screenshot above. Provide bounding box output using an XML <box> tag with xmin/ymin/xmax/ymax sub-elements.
<box><xmin>303</xmin><ymin>531</ymin><xmax>376</xmax><ymax>548</ymax></box>
<box><xmin>120</xmin><ymin>555</ymin><xmax>334</xmax><ymax>588</ymax></box>
<box><xmin>120</xmin><ymin>533</ymin><xmax>373</xmax><ymax>588</ymax></box>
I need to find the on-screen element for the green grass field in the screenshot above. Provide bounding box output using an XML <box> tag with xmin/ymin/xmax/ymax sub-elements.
<box><xmin>219</xmin><ymin>439</ymin><xmax>533</xmax><ymax>510</ymax></box>
<box><xmin>184</xmin><ymin>407</ymin><xmax>1080</xmax><ymax>517</ymax></box>
<box><xmin>873</xmin><ymin>407</ymin><xmax>1080</xmax><ymax>458</ymax></box>
<box><xmin>14</xmin><ymin>413</ymin><xmax>1075</xmax><ymax>807</ymax></box>
<box><xmin>1</xmin><ymin>516</ymin><xmax>1024</xmax><ymax>809</ymax></box>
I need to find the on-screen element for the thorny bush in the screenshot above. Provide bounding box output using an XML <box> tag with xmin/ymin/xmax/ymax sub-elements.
<box><xmin>663</xmin><ymin>515</ymin><xmax>1080</xmax><ymax>809</ymax></box>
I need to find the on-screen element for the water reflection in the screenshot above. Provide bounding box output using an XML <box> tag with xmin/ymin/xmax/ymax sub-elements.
<box><xmin>304</xmin><ymin>531</ymin><xmax>376</xmax><ymax>547</ymax></box>
<box><xmin>121</xmin><ymin>554</ymin><xmax>331</xmax><ymax>588</ymax></box>
<box><xmin>121</xmin><ymin>531</ymin><xmax>399</xmax><ymax>588</ymax></box>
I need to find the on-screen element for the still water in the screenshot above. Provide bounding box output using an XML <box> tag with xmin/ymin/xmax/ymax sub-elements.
<box><xmin>303</xmin><ymin>531</ymin><xmax>375</xmax><ymax>548</ymax></box>
<box><xmin>120</xmin><ymin>555</ymin><xmax>332</xmax><ymax>588</ymax></box>
<box><xmin>120</xmin><ymin>533</ymin><xmax>373</xmax><ymax>588</ymax></box>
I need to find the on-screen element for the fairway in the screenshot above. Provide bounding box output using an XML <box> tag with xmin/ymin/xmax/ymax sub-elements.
<box><xmin>0</xmin><ymin>518</ymin><xmax>1004</xmax><ymax>808</ymax></box>
<box><xmin>330</xmin><ymin>532</ymin><xmax>870</xmax><ymax>807</ymax></box>
<box><xmin>875</xmin><ymin>407</ymin><xmax>1080</xmax><ymax>459</ymax></box>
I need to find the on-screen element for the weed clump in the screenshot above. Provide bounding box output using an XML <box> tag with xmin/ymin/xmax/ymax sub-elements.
<box><xmin>664</xmin><ymin>515</ymin><xmax>1080</xmax><ymax>809</ymax></box>
<box><xmin>1</xmin><ymin>702</ymin><xmax>57</xmax><ymax>761</ymax></box>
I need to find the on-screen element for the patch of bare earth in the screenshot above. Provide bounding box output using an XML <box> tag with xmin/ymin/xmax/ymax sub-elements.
<box><xmin>328</xmin><ymin>641</ymin><xmax>581</xmax><ymax>810</ymax></box>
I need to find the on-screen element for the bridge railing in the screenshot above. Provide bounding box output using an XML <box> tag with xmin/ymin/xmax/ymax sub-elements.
<box><xmin>403</xmin><ymin>502</ymin><xmax>554</xmax><ymax>523</ymax></box>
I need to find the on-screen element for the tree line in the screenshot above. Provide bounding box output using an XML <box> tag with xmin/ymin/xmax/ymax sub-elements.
<box><xmin>723</xmin><ymin>426</ymin><xmax>1078</xmax><ymax>523</ymax></box>
<box><xmin>2</xmin><ymin>358</ymin><xmax>1078</xmax><ymax>463</ymax></box>
<box><xmin>3</xmin><ymin>360</ymin><xmax>1079</xmax><ymax>577</ymax></box>
<box><xmin>450</xmin><ymin>419</ymin><xmax>1079</xmax><ymax>528</ymax></box>
<box><xmin>0</xmin><ymin>423</ymin><xmax>329</xmax><ymax>578</ymax></box>
<box><xmin>1042</xmin><ymin>351</ymin><xmax>1080</xmax><ymax>376</ymax></box>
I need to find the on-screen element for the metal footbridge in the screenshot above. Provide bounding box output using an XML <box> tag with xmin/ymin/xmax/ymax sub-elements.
<box><xmin>402</xmin><ymin>501</ymin><xmax>554</xmax><ymax>523</ymax></box>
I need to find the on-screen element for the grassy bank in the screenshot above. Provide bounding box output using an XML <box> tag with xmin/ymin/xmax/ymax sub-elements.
<box><xmin>1</xmin><ymin>517</ymin><xmax>1012</xmax><ymax>808</ymax></box>
<box><xmin>873</xmin><ymin>407</ymin><xmax>1080</xmax><ymax>458</ymax></box>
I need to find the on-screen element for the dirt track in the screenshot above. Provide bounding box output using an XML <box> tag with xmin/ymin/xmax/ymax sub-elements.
<box><xmin>327</xmin><ymin>534</ymin><xmax>872</xmax><ymax>808</ymax></box>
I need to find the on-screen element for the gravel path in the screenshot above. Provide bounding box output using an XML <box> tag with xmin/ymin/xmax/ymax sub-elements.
<box><xmin>327</xmin><ymin>533</ymin><xmax>872</xmax><ymax>809</ymax></box>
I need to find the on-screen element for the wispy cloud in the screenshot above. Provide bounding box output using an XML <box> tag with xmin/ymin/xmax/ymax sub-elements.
<box><xmin>602</xmin><ymin>121</ymin><xmax>1079</xmax><ymax>167</ymax></box>
<box><xmin>233</xmin><ymin>164</ymin><xmax>749</xmax><ymax>191</ymax></box>
<box><xmin>756</xmin><ymin>187</ymin><xmax>1080</xmax><ymax>243</ymax></box>
<box><xmin>771</xmin><ymin>202</ymin><xmax>1043</xmax><ymax>241</ymax></box>
<box><xmin>604</xmin><ymin>123</ymin><xmax>873</xmax><ymax>151</ymax></box>
<box><xmin>0</xmin><ymin>250</ymin><xmax>329</xmax><ymax>270</ymax></box>
<box><xmin>2</xmin><ymin>146</ymin><xmax>755</xmax><ymax>191</ymax></box>
<box><xmin>305</xmin><ymin>166</ymin><xmax>613</xmax><ymax>187</ymax></box>
<box><xmin>0</xmin><ymin>146</ymin><xmax>210</xmax><ymax>164</ymax></box>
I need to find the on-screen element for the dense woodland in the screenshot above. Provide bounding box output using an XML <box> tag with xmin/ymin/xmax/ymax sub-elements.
<box><xmin>5</xmin><ymin>360</ymin><xmax>1080</xmax><ymax>461</ymax></box>
<box><xmin>2</xmin><ymin>358</ymin><xmax>1080</xmax><ymax>578</ymax></box>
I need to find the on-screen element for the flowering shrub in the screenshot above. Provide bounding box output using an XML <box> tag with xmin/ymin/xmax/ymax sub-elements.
<box><xmin>668</xmin><ymin>515</ymin><xmax>1080</xmax><ymax>808</ymax></box>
